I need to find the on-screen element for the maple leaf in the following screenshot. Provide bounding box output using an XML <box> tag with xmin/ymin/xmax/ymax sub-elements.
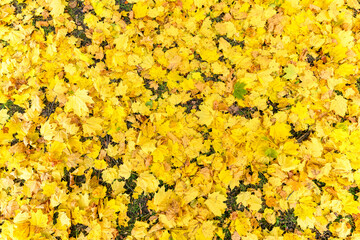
<box><xmin>183</xmin><ymin>187</ymin><xmax>199</xmax><ymax>205</ymax></box>
<box><xmin>269</xmin><ymin>122</ymin><xmax>291</xmax><ymax>142</ymax></box>
<box><xmin>94</xmin><ymin>159</ymin><xmax>107</xmax><ymax>170</ymax></box>
<box><xmin>132</xmin><ymin>221</ymin><xmax>149</xmax><ymax>239</ymax></box>
<box><xmin>48</xmin><ymin>0</ymin><xmax>65</xmax><ymax>17</ymax></box>
<box><xmin>335</xmin><ymin>63</ymin><xmax>355</xmax><ymax>77</ymax></box>
<box><xmin>195</xmin><ymin>104</ymin><xmax>216</xmax><ymax>126</ymax></box>
<box><xmin>102</xmin><ymin>167</ymin><xmax>119</xmax><ymax>184</ymax></box>
<box><xmin>50</xmin><ymin>189</ymin><xmax>69</xmax><ymax>208</ymax></box>
<box><xmin>82</xmin><ymin>117</ymin><xmax>103</xmax><ymax>136</ymax></box>
<box><xmin>118</xmin><ymin>161</ymin><xmax>132</xmax><ymax>179</ymax></box>
<box><xmin>64</xmin><ymin>89</ymin><xmax>94</xmax><ymax>117</ymax></box>
<box><xmin>152</xmin><ymin>186</ymin><xmax>173</xmax><ymax>211</ymax></box>
<box><xmin>233</xmin><ymin>82</ymin><xmax>248</xmax><ymax>99</ymax></box>
<box><xmin>282</xmin><ymin>141</ymin><xmax>299</xmax><ymax>155</ymax></box>
<box><xmin>13</xmin><ymin>212</ymin><xmax>30</xmax><ymax>224</ymax></box>
<box><xmin>205</xmin><ymin>192</ymin><xmax>227</xmax><ymax>216</ymax></box>
<box><xmin>294</xmin><ymin>203</ymin><xmax>316</xmax><ymax>229</ymax></box>
<box><xmin>0</xmin><ymin>109</ymin><xmax>9</xmax><ymax>125</ymax></box>
<box><xmin>195</xmin><ymin>221</ymin><xmax>217</xmax><ymax>240</ymax></box>
<box><xmin>237</xmin><ymin>192</ymin><xmax>262</xmax><ymax>212</ymax></box>
<box><xmin>40</xmin><ymin>121</ymin><xmax>56</xmax><ymax>141</ymax></box>
<box><xmin>283</xmin><ymin>64</ymin><xmax>297</xmax><ymax>80</ymax></box>
<box><xmin>30</xmin><ymin>210</ymin><xmax>48</xmax><ymax>228</ymax></box>
<box><xmin>330</xmin><ymin>221</ymin><xmax>351</xmax><ymax>238</ymax></box>
<box><xmin>277</xmin><ymin>154</ymin><xmax>300</xmax><ymax>171</ymax></box>
<box><xmin>330</xmin><ymin>95</ymin><xmax>347</xmax><ymax>117</ymax></box>
<box><xmin>306</xmin><ymin>138</ymin><xmax>323</xmax><ymax>157</ymax></box>
<box><xmin>57</xmin><ymin>212</ymin><xmax>71</xmax><ymax>229</ymax></box>
<box><xmin>265</xmin><ymin>148</ymin><xmax>278</xmax><ymax>158</ymax></box>
<box><xmin>137</xmin><ymin>172</ymin><xmax>159</xmax><ymax>193</ymax></box>
<box><xmin>133</xmin><ymin>2</ymin><xmax>148</xmax><ymax>19</ymax></box>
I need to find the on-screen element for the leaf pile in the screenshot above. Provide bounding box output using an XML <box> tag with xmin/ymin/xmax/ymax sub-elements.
<box><xmin>1</xmin><ymin>0</ymin><xmax>360</xmax><ymax>239</ymax></box>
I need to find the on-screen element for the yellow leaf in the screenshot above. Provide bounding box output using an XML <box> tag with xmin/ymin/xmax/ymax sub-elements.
<box><xmin>48</xmin><ymin>0</ymin><xmax>65</xmax><ymax>17</ymax></box>
<box><xmin>194</xmin><ymin>0</ymin><xmax>207</xmax><ymax>7</ymax></box>
<box><xmin>89</xmin><ymin>0</ymin><xmax>112</xmax><ymax>18</ymax></box>
<box><xmin>140</xmin><ymin>138</ymin><xmax>156</xmax><ymax>154</ymax></box>
<box><xmin>328</xmin><ymin>44</ymin><xmax>347</xmax><ymax>62</ymax></box>
<box><xmin>43</xmin><ymin>182</ymin><xmax>57</xmax><ymax>197</ymax></box>
<box><xmin>147</xmin><ymin>6</ymin><xmax>165</xmax><ymax>18</ymax></box>
<box><xmin>133</xmin><ymin>2</ymin><xmax>148</xmax><ymax>19</ymax></box>
<box><xmin>218</xmin><ymin>168</ymin><xmax>232</xmax><ymax>186</ymax></box>
<box><xmin>128</xmin><ymin>54</ymin><xmax>142</xmax><ymax>66</ymax></box>
<box><xmin>114</xmin><ymin>34</ymin><xmax>129</xmax><ymax>51</ymax></box>
<box><xmin>211</xmin><ymin>62</ymin><xmax>229</xmax><ymax>76</ymax></box>
<box><xmin>50</xmin><ymin>189</ymin><xmax>68</xmax><ymax>208</ymax></box>
<box><xmin>335</xmin><ymin>63</ymin><xmax>355</xmax><ymax>77</ymax></box>
<box><xmin>112</xmin><ymin>181</ymin><xmax>126</xmax><ymax>197</ymax></box>
<box><xmin>183</xmin><ymin>187</ymin><xmax>199</xmax><ymax>205</ymax></box>
<box><xmin>269</xmin><ymin>122</ymin><xmax>291</xmax><ymax>142</ymax></box>
<box><xmin>354</xmin><ymin>170</ymin><xmax>360</xmax><ymax>185</ymax></box>
<box><xmin>205</xmin><ymin>192</ymin><xmax>227</xmax><ymax>216</ymax></box>
<box><xmin>195</xmin><ymin>221</ymin><xmax>217</xmax><ymax>240</ymax></box>
<box><xmin>0</xmin><ymin>109</ymin><xmax>9</xmax><ymax>125</ymax></box>
<box><xmin>329</xmin><ymin>221</ymin><xmax>351</xmax><ymax>238</ymax></box>
<box><xmin>291</xmin><ymin>102</ymin><xmax>309</xmax><ymax>120</ymax></box>
<box><xmin>57</xmin><ymin>212</ymin><xmax>71</xmax><ymax>229</ymax></box>
<box><xmin>338</xmin><ymin>30</ymin><xmax>354</xmax><ymax>48</ymax></box>
<box><xmin>102</xmin><ymin>167</ymin><xmax>118</xmax><ymax>184</ymax></box>
<box><xmin>152</xmin><ymin>145</ymin><xmax>168</xmax><ymax>163</ymax></box>
<box><xmin>160</xmin><ymin>214</ymin><xmax>176</xmax><ymax>229</ymax></box>
<box><xmin>277</xmin><ymin>154</ymin><xmax>300</xmax><ymax>172</ymax></box>
<box><xmin>82</xmin><ymin>117</ymin><xmax>103</xmax><ymax>136</ymax></box>
<box><xmin>94</xmin><ymin>159</ymin><xmax>107</xmax><ymax>170</ymax></box>
<box><xmin>333</xmin><ymin>156</ymin><xmax>352</xmax><ymax>173</ymax></box>
<box><xmin>65</xmin><ymin>89</ymin><xmax>94</xmax><ymax>117</ymax></box>
<box><xmin>64</xmin><ymin>63</ymin><xmax>76</xmax><ymax>76</ymax></box>
<box><xmin>282</xmin><ymin>141</ymin><xmax>299</xmax><ymax>155</ymax></box>
<box><xmin>106</xmin><ymin>144</ymin><xmax>118</xmax><ymax>158</ymax></box>
<box><xmin>342</xmin><ymin>196</ymin><xmax>360</xmax><ymax>214</ymax></box>
<box><xmin>118</xmin><ymin>161</ymin><xmax>132</xmax><ymax>179</ymax></box>
<box><xmin>40</xmin><ymin>121</ymin><xmax>56</xmax><ymax>141</ymax></box>
<box><xmin>0</xmin><ymin>132</ymin><xmax>14</xmax><ymax>144</ymax></box>
<box><xmin>237</xmin><ymin>192</ymin><xmax>262</xmax><ymax>212</ymax></box>
<box><xmin>132</xmin><ymin>221</ymin><xmax>149</xmax><ymax>239</ymax></box>
<box><xmin>306</xmin><ymin>138</ymin><xmax>323</xmax><ymax>157</ymax></box>
<box><xmin>152</xmin><ymin>187</ymin><xmax>173</xmax><ymax>211</ymax></box>
<box><xmin>78</xmin><ymin>193</ymin><xmax>91</xmax><ymax>209</ymax></box>
<box><xmin>30</xmin><ymin>210</ymin><xmax>48</xmax><ymax>228</ymax></box>
<box><xmin>13</xmin><ymin>211</ymin><xmax>30</xmax><ymax>224</ymax></box>
<box><xmin>180</xmin><ymin>78</ymin><xmax>195</xmax><ymax>91</ymax></box>
<box><xmin>137</xmin><ymin>172</ymin><xmax>159</xmax><ymax>193</ymax></box>
<box><xmin>330</xmin><ymin>95</ymin><xmax>347</xmax><ymax>117</ymax></box>
<box><xmin>49</xmin><ymin>141</ymin><xmax>66</xmax><ymax>158</ymax></box>
<box><xmin>294</xmin><ymin>203</ymin><xmax>316</xmax><ymax>229</ymax></box>
<box><xmin>199</xmin><ymin>48</ymin><xmax>219</xmax><ymax>63</ymax></box>
<box><xmin>196</xmin><ymin>105</ymin><xmax>215</xmax><ymax>126</ymax></box>
<box><xmin>234</xmin><ymin>214</ymin><xmax>251</xmax><ymax>236</ymax></box>
<box><xmin>348</xmin><ymin>0</ymin><xmax>360</xmax><ymax>8</ymax></box>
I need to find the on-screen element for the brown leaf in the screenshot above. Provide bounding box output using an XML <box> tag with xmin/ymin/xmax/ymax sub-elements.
<box><xmin>69</xmin><ymin>0</ymin><xmax>77</xmax><ymax>8</ymax></box>
<box><xmin>231</xmin><ymin>231</ymin><xmax>241</xmax><ymax>240</ymax></box>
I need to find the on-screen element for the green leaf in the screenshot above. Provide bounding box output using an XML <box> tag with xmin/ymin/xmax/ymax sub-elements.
<box><xmin>283</xmin><ymin>64</ymin><xmax>297</xmax><ymax>80</ymax></box>
<box><xmin>233</xmin><ymin>82</ymin><xmax>248</xmax><ymax>100</ymax></box>
<box><xmin>335</xmin><ymin>122</ymin><xmax>348</xmax><ymax>131</ymax></box>
<box><xmin>145</xmin><ymin>100</ymin><xmax>153</xmax><ymax>108</ymax></box>
<box><xmin>265</xmin><ymin>148</ymin><xmax>278</xmax><ymax>159</ymax></box>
